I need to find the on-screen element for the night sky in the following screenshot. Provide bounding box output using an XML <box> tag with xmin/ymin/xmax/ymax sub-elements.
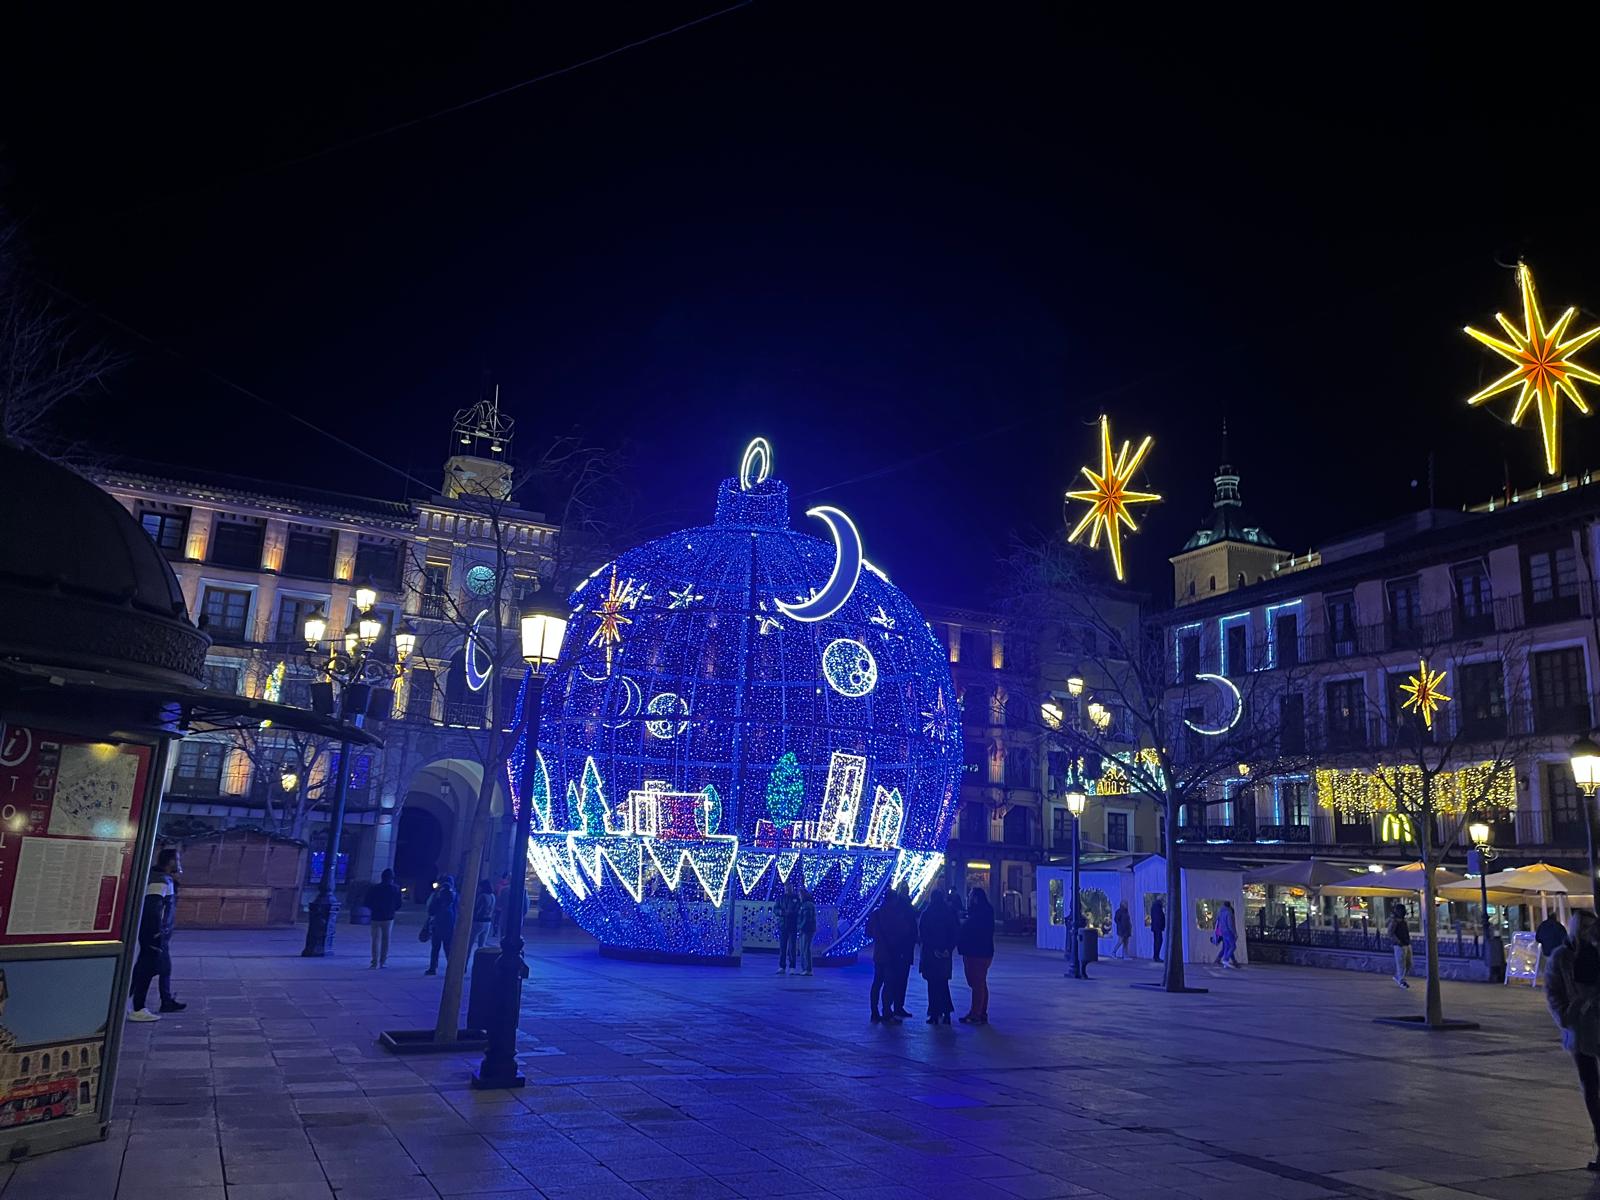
<box><xmin>4</xmin><ymin>8</ymin><xmax>1598</xmax><ymax>608</ymax></box>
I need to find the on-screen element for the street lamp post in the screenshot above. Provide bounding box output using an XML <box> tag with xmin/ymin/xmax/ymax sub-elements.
<box><xmin>474</xmin><ymin>602</ymin><xmax>567</xmax><ymax>1090</ymax></box>
<box><xmin>1467</xmin><ymin>819</ymin><xmax>1497</xmax><ymax>963</ymax></box>
<box><xmin>300</xmin><ymin>589</ymin><xmax>408</xmax><ymax>957</ymax></box>
<box><xmin>1568</xmin><ymin>736</ymin><xmax>1600</xmax><ymax>911</ymax></box>
<box><xmin>1064</xmin><ymin>783</ymin><xmax>1086</xmax><ymax>979</ymax></box>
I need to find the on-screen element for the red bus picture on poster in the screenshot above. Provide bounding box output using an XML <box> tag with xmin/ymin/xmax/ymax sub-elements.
<box><xmin>0</xmin><ymin>724</ymin><xmax>151</xmax><ymax>946</ymax></box>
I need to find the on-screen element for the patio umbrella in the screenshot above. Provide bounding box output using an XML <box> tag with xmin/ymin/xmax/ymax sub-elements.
<box><xmin>1484</xmin><ymin>863</ymin><xmax>1592</xmax><ymax>894</ymax></box>
<box><xmin>1243</xmin><ymin>859</ymin><xmax>1361</xmax><ymax>888</ymax></box>
<box><xmin>1320</xmin><ymin>863</ymin><xmax>1466</xmax><ymax>896</ymax></box>
<box><xmin>1436</xmin><ymin>880</ymin><xmax>1537</xmax><ymax>905</ymax></box>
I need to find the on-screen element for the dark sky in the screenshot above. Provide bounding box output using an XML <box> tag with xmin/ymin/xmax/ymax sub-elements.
<box><xmin>5</xmin><ymin>7</ymin><xmax>1599</xmax><ymax>608</ymax></box>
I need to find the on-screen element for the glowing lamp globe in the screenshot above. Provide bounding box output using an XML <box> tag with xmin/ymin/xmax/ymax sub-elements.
<box><xmin>509</xmin><ymin>441</ymin><xmax>961</xmax><ymax>961</ymax></box>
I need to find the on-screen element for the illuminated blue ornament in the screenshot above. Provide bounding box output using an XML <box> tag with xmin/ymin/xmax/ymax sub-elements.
<box><xmin>517</xmin><ymin>442</ymin><xmax>960</xmax><ymax>960</ymax></box>
<box><xmin>464</xmin><ymin>609</ymin><xmax>494</xmax><ymax>692</ymax></box>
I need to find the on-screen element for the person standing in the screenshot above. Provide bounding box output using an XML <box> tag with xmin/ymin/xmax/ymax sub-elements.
<box><xmin>425</xmin><ymin>875</ymin><xmax>458</xmax><ymax>976</ymax></box>
<box><xmin>867</xmin><ymin>895</ymin><xmax>897</xmax><ymax>1022</ymax></box>
<box><xmin>797</xmin><ymin>887</ymin><xmax>817</xmax><ymax>975</ymax></box>
<box><xmin>1546</xmin><ymin>912</ymin><xmax>1600</xmax><ymax>1170</ymax></box>
<box><xmin>128</xmin><ymin>847</ymin><xmax>185</xmax><ymax>1021</ymax></box>
<box><xmin>919</xmin><ymin>891</ymin><xmax>958</xmax><ymax>1024</ymax></box>
<box><xmin>1113</xmin><ymin>902</ymin><xmax>1133</xmax><ymax>959</ymax></box>
<box><xmin>1387</xmin><ymin>902</ymin><xmax>1413</xmax><ymax>989</ymax></box>
<box><xmin>1539</xmin><ymin>911</ymin><xmax>1571</xmax><ymax>986</ymax></box>
<box><xmin>1150</xmin><ymin>896</ymin><xmax>1166</xmax><ymax>964</ymax></box>
<box><xmin>364</xmin><ymin>868</ymin><xmax>402</xmax><ymax>969</ymax></box>
<box><xmin>957</xmin><ymin>888</ymin><xmax>995</xmax><ymax>1025</ymax></box>
<box><xmin>471</xmin><ymin>878</ymin><xmax>497</xmax><ymax>951</ymax></box>
<box><xmin>1213</xmin><ymin>900</ymin><xmax>1239</xmax><ymax>969</ymax></box>
<box><xmin>774</xmin><ymin>879</ymin><xmax>801</xmax><ymax>974</ymax></box>
<box><xmin>889</xmin><ymin>885</ymin><xmax>917</xmax><ymax>1018</ymax></box>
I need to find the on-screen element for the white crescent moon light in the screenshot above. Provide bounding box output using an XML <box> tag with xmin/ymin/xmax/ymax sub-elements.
<box><xmin>775</xmin><ymin>505</ymin><xmax>863</xmax><ymax>623</ymax></box>
<box><xmin>1182</xmin><ymin>672</ymin><xmax>1242</xmax><ymax>736</ymax></box>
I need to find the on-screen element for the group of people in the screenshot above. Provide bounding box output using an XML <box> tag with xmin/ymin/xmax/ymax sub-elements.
<box><xmin>865</xmin><ymin>885</ymin><xmax>995</xmax><ymax>1024</ymax></box>
<box><xmin>405</xmin><ymin>874</ymin><xmax>504</xmax><ymax>975</ymax></box>
<box><xmin>773</xmin><ymin>879</ymin><xmax>818</xmax><ymax>974</ymax></box>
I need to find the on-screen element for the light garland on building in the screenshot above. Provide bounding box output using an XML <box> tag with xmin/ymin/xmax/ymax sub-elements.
<box><xmin>1314</xmin><ymin>761</ymin><xmax>1515</xmax><ymax>817</ymax></box>
<box><xmin>1465</xmin><ymin>262</ymin><xmax>1600</xmax><ymax>477</ymax></box>
<box><xmin>516</xmin><ymin>442</ymin><xmax>960</xmax><ymax>959</ymax></box>
<box><xmin>1065</xmin><ymin>414</ymin><xmax>1160</xmax><ymax>582</ymax></box>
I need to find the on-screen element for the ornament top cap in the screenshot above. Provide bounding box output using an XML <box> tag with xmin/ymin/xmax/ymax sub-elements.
<box><xmin>716</xmin><ymin>437</ymin><xmax>788</xmax><ymax>528</ymax></box>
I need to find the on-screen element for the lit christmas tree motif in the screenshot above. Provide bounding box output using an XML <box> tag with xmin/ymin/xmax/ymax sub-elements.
<box><xmin>1398</xmin><ymin>657</ymin><xmax>1450</xmax><ymax>731</ymax></box>
<box><xmin>1065</xmin><ymin>413</ymin><xmax>1159</xmax><ymax>581</ymax></box>
<box><xmin>1465</xmin><ymin>262</ymin><xmax>1600</xmax><ymax>477</ymax></box>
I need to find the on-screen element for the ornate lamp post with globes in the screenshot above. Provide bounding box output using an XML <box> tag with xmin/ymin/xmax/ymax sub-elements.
<box><xmin>474</xmin><ymin>599</ymin><xmax>567</xmax><ymax>1090</ymax></box>
<box><xmin>1466</xmin><ymin>819</ymin><xmax>1498</xmax><ymax>963</ymax></box>
<box><xmin>299</xmin><ymin>586</ymin><xmax>416</xmax><ymax>957</ymax></box>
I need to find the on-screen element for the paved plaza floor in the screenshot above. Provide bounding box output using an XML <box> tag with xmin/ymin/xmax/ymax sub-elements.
<box><xmin>1</xmin><ymin>915</ymin><xmax>1595</xmax><ymax>1200</ymax></box>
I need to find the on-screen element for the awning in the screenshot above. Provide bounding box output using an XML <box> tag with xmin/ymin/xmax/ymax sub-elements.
<box><xmin>1320</xmin><ymin>863</ymin><xmax>1466</xmax><ymax>897</ymax></box>
<box><xmin>1243</xmin><ymin>859</ymin><xmax>1362</xmax><ymax>888</ymax></box>
<box><xmin>0</xmin><ymin>659</ymin><xmax>382</xmax><ymax>746</ymax></box>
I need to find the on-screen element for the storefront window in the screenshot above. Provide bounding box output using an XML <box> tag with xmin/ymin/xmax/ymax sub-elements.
<box><xmin>1080</xmin><ymin>887</ymin><xmax>1112</xmax><ymax>933</ymax></box>
<box><xmin>1194</xmin><ymin>897</ymin><xmax>1222</xmax><ymax>930</ymax></box>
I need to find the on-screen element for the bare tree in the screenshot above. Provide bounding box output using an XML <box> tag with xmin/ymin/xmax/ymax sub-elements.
<box><xmin>1317</xmin><ymin>629</ymin><xmax>1533</xmax><ymax>1027</ymax></box>
<box><xmin>402</xmin><ymin>434</ymin><xmax>626</xmax><ymax>1045</ymax></box>
<box><xmin>0</xmin><ymin>214</ymin><xmax>122</xmax><ymax>454</ymax></box>
<box><xmin>1002</xmin><ymin>535</ymin><xmax>1312</xmax><ymax>992</ymax></box>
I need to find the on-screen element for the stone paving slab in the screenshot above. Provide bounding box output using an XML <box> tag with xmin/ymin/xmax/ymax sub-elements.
<box><xmin>1</xmin><ymin>917</ymin><xmax>1596</xmax><ymax>1199</ymax></box>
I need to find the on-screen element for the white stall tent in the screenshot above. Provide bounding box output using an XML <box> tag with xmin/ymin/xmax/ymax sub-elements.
<box><xmin>1132</xmin><ymin>855</ymin><xmax>1248</xmax><ymax>964</ymax></box>
<box><xmin>1034</xmin><ymin>862</ymin><xmax>1135</xmax><ymax>955</ymax></box>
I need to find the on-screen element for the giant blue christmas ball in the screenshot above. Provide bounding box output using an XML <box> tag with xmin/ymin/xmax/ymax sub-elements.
<box><xmin>514</xmin><ymin>455</ymin><xmax>960</xmax><ymax>960</ymax></box>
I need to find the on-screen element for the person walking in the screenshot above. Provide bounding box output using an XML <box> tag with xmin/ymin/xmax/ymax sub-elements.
<box><xmin>364</xmin><ymin>868</ymin><xmax>402</xmax><ymax>968</ymax></box>
<box><xmin>1387</xmin><ymin>901</ymin><xmax>1413</xmax><ymax>989</ymax></box>
<box><xmin>1539</xmin><ymin>911</ymin><xmax>1571</xmax><ymax>986</ymax></box>
<box><xmin>1213</xmin><ymin>900</ymin><xmax>1239</xmax><ymax>969</ymax></box>
<box><xmin>128</xmin><ymin>847</ymin><xmax>185</xmax><ymax>1021</ymax></box>
<box><xmin>774</xmin><ymin>879</ymin><xmax>801</xmax><ymax>974</ymax></box>
<box><xmin>797</xmin><ymin>887</ymin><xmax>817</xmax><ymax>975</ymax></box>
<box><xmin>1150</xmin><ymin>896</ymin><xmax>1166</xmax><ymax>963</ymax></box>
<box><xmin>919</xmin><ymin>891</ymin><xmax>959</xmax><ymax>1024</ymax></box>
<box><xmin>425</xmin><ymin>875</ymin><xmax>458</xmax><ymax>976</ymax></box>
<box><xmin>958</xmin><ymin>888</ymin><xmax>995</xmax><ymax>1025</ymax></box>
<box><xmin>471</xmin><ymin>878</ymin><xmax>497</xmax><ymax>951</ymax></box>
<box><xmin>1546</xmin><ymin>911</ymin><xmax>1600</xmax><ymax>1170</ymax></box>
<box><xmin>1114</xmin><ymin>902</ymin><xmax>1133</xmax><ymax>959</ymax></box>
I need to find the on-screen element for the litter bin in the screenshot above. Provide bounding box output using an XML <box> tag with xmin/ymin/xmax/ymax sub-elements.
<box><xmin>467</xmin><ymin>946</ymin><xmax>501</xmax><ymax>1030</ymax></box>
<box><xmin>1077</xmin><ymin>927</ymin><xmax>1099</xmax><ymax>965</ymax></box>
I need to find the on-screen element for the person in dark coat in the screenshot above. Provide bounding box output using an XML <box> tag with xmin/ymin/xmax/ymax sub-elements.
<box><xmin>867</xmin><ymin>896</ymin><xmax>898</xmax><ymax>1022</ymax></box>
<box><xmin>128</xmin><ymin>847</ymin><xmax>184</xmax><ymax>1021</ymax></box>
<box><xmin>919</xmin><ymin>892</ymin><xmax>959</xmax><ymax>1024</ymax></box>
<box><xmin>1539</xmin><ymin>912</ymin><xmax>1571</xmax><ymax>984</ymax></box>
<box><xmin>425</xmin><ymin>875</ymin><xmax>458</xmax><ymax>975</ymax></box>
<box><xmin>1547</xmin><ymin>912</ymin><xmax>1600</xmax><ymax>1170</ymax></box>
<box><xmin>797</xmin><ymin>887</ymin><xmax>817</xmax><ymax>975</ymax></box>
<box><xmin>1150</xmin><ymin>896</ymin><xmax>1167</xmax><ymax>963</ymax></box>
<box><xmin>364</xmin><ymin>868</ymin><xmax>403</xmax><ymax>968</ymax></box>
<box><xmin>471</xmin><ymin>878</ymin><xmax>497</xmax><ymax>950</ymax></box>
<box><xmin>888</xmin><ymin>885</ymin><xmax>917</xmax><ymax>1018</ymax></box>
<box><xmin>1113</xmin><ymin>902</ymin><xmax>1133</xmax><ymax>959</ymax></box>
<box><xmin>774</xmin><ymin>879</ymin><xmax>801</xmax><ymax>974</ymax></box>
<box><xmin>957</xmin><ymin>888</ymin><xmax>995</xmax><ymax>1025</ymax></box>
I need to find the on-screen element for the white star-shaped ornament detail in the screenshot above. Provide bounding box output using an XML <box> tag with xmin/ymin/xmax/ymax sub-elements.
<box><xmin>869</xmin><ymin>605</ymin><xmax>895</xmax><ymax>630</ymax></box>
<box><xmin>755</xmin><ymin>602</ymin><xmax>783</xmax><ymax>635</ymax></box>
<box><xmin>666</xmin><ymin>583</ymin><xmax>704</xmax><ymax>610</ymax></box>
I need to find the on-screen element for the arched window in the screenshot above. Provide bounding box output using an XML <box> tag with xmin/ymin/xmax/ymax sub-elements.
<box><xmin>1208</xmin><ymin>576</ymin><xmax>1217</xmax><ymax>591</ymax></box>
<box><xmin>40</xmin><ymin>1054</ymin><xmax>49</xmax><ymax>1071</ymax></box>
<box><xmin>1236</xmin><ymin>572</ymin><xmax>1246</xmax><ymax>589</ymax></box>
<box><xmin>1187</xmin><ymin>580</ymin><xmax>1196</xmax><ymax>597</ymax></box>
<box><xmin>80</xmin><ymin>1048</ymin><xmax>89</xmax><ymax>1065</ymax></box>
<box><xmin>18</xmin><ymin>1056</ymin><xmax>28</xmax><ymax>1075</ymax></box>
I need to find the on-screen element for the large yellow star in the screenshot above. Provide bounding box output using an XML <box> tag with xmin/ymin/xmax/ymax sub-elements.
<box><xmin>1465</xmin><ymin>263</ymin><xmax>1600</xmax><ymax>476</ymax></box>
<box><xmin>1065</xmin><ymin>414</ymin><xmax>1159</xmax><ymax>582</ymax></box>
<box><xmin>1398</xmin><ymin>657</ymin><xmax>1450</xmax><ymax>731</ymax></box>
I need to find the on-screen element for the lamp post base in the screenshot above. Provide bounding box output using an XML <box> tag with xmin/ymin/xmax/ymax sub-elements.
<box><xmin>301</xmin><ymin>893</ymin><xmax>340</xmax><ymax>957</ymax></box>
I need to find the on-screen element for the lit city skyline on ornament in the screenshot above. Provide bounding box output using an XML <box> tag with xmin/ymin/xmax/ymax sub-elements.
<box><xmin>1465</xmin><ymin>262</ymin><xmax>1600</xmax><ymax>477</ymax></box>
<box><xmin>1065</xmin><ymin>414</ymin><xmax>1159</xmax><ymax>582</ymax></box>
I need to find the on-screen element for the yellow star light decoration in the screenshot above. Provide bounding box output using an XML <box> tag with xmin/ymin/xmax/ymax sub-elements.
<box><xmin>586</xmin><ymin>568</ymin><xmax>633</xmax><ymax>673</ymax></box>
<box><xmin>1065</xmin><ymin>414</ymin><xmax>1159</xmax><ymax>582</ymax></box>
<box><xmin>1465</xmin><ymin>263</ymin><xmax>1600</xmax><ymax>477</ymax></box>
<box><xmin>1398</xmin><ymin>657</ymin><xmax>1450</xmax><ymax>730</ymax></box>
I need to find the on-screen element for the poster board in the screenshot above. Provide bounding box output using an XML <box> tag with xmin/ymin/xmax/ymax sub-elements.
<box><xmin>0</xmin><ymin>726</ymin><xmax>151</xmax><ymax>945</ymax></box>
<box><xmin>1504</xmin><ymin>931</ymin><xmax>1539</xmax><ymax>985</ymax></box>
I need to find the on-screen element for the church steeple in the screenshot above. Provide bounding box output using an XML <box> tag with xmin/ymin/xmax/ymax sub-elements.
<box><xmin>1181</xmin><ymin>426</ymin><xmax>1275</xmax><ymax>552</ymax></box>
<box><xmin>1170</xmin><ymin>423</ymin><xmax>1290</xmax><ymax>605</ymax></box>
<box><xmin>443</xmin><ymin>386</ymin><xmax>516</xmax><ymax>501</ymax></box>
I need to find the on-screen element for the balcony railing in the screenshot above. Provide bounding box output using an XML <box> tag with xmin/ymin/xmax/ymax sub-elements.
<box><xmin>1171</xmin><ymin>583</ymin><xmax>1600</xmax><ymax>684</ymax></box>
<box><xmin>420</xmin><ymin>593</ymin><xmax>449</xmax><ymax>620</ymax></box>
<box><xmin>442</xmin><ymin>699</ymin><xmax>487</xmax><ymax>727</ymax></box>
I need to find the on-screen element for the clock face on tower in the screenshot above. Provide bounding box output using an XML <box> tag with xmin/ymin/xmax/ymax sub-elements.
<box><xmin>465</xmin><ymin>564</ymin><xmax>497</xmax><ymax>596</ymax></box>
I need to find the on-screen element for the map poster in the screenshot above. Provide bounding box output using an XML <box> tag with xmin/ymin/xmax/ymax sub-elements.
<box><xmin>0</xmin><ymin>724</ymin><xmax>152</xmax><ymax>947</ymax></box>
